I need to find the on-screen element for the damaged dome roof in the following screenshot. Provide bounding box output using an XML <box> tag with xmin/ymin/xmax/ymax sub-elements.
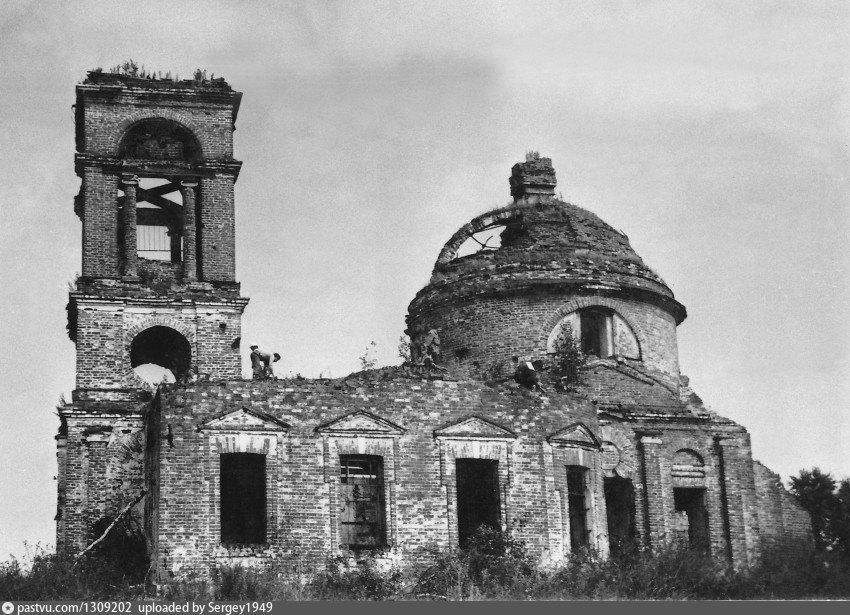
<box><xmin>411</xmin><ymin>154</ymin><xmax>686</xmax><ymax>324</ymax></box>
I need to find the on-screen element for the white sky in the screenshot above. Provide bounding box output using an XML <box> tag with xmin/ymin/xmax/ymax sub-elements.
<box><xmin>0</xmin><ymin>0</ymin><xmax>847</xmax><ymax>561</ymax></box>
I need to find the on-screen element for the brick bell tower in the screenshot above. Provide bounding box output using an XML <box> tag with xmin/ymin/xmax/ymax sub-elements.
<box><xmin>56</xmin><ymin>70</ymin><xmax>248</xmax><ymax>553</ymax></box>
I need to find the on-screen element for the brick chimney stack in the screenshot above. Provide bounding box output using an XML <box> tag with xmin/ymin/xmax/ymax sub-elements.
<box><xmin>509</xmin><ymin>152</ymin><xmax>557</xmax><ymax>204</ymax></box>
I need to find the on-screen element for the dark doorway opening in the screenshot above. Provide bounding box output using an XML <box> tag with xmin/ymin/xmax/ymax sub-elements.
<box><xmin>220</xmin><ymin>453</ymin><xmax>266</xmax><ymax>545</ymax></box>
<box><xmin>130</xmin><ymin>326</ymin><xmax>192</xmax><ymax>384</ymax></box>
<box><xmin>456</xmin><ymin>458</ymin><xmax>500</xmax><ymax>547</ymax></box>
<box><xmin>604</xmin><ymin>477</ymin><xmax>637</xmax><ymax>557</ymax></box>
<box><xmin>673</xmin><ymin>487</ymin><xmax>709</xmax><ymax>552</ymax></box>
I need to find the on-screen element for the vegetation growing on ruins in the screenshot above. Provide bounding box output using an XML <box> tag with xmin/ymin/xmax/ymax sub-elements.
<box><xmin>3</xmin><ymin>528</ymin><xmax>849</xmax><ymax>600</ymax></box>
<box><xmin>549</xmin><ymin>321</ymin><xmax>587</xmax><ymax>390</ymax></box>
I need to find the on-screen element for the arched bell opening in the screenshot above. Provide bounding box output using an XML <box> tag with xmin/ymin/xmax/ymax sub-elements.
<box><xmin>118</xmin><ymin>118</ymin><xmax>202</xmax><ymax>162</ymax></box>
<box><xmin>130</xmin><ymin>326</ymin><xmax>192</xmax><ymax>384</ymax></box>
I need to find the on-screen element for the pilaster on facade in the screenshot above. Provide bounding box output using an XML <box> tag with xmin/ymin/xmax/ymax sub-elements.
<box><xmin>714</xmin><ymin>434</ymin><xmax>760</xmax><ymax>569</ymax></box>
<box><xmin>637</xmin><ymin>431</ymin><xmax>668</xmax><ymax>547</ymax></box>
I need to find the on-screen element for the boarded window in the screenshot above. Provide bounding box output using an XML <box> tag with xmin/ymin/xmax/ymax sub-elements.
<box><xmin>220</xmin><ymin>453</ymin><xmax>266</xmax><ymax>545</ymax></box>
<box><xmin>456</xmin><ymin>458</ymin><xmax>501</xmax><ymax>547</ymax></box>
<box><xmin>567</xmin><ymin>466</ymin><xmax>590</xmax><ymax>549</ymax></box>
<box><xmin>339</xmin><ymin>455</ymin><xmax>386</xmax><ymax>548</ymax></box>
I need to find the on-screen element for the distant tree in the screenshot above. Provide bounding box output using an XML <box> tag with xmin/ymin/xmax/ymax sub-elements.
<box><xmin>835</xmin><ymin>479</ymin><xmax>850</xmax><ymax>558</ymax></box>
<box><xmin>790</xmin><ymin>468</ymin><xmax>842</xmax><ymax>552</ymax></box>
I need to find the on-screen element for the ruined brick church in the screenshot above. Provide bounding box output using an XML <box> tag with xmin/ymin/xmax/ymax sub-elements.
<box><xmin>56</xmin><ymin>72</ymin><xmax>811</xmax><ymax>579</ymax></box>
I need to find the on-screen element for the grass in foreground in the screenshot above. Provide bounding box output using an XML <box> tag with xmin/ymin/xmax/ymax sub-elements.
<box><xmin>2</xmin><ymin>531</ymin><xmax>849</xmax><ymax>601</ymax></box>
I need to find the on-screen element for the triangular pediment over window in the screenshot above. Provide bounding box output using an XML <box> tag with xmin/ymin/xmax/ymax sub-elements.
<box><xmin>200</xmin><ymin>407</ymin><xmax>290</xmax><ymax>432</ymax></box>
<box><xmin>434</xmin><ymin>416</ymin><xmax>517</xmax><ymax>441</ymax></box>
<box><xmin>315</xmin><ymin>410</ymin><xmax>405</xmax><ymax>436</ymax></box>
<box><xmin>548</xmin><ymin>422</ymin><xmax>600</xmax><ymax>449</ymax></box>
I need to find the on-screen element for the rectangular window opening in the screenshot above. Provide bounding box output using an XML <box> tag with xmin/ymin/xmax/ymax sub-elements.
<box><xmin>339</xmin><ymin>455</ymin><xmax>387</xmax><ymax>549</ymax></box>
<box><xmin>456</xmin><ymin>458</ymin><xmax>501</xmax><ymax>547</ymax></box>
<box><xmin>579</xmin><ymin>311</ymin><xmax>613</xmax><ymax>358</ymax></box>
<box><xmin>673</xmin><ymin>487</ymin><xmax>710</xmax><ymax>552</ymax></box>
<box><xmin>567</xmin><ymin>466</ymin><xmax>590</xmax><ymax>549</ymax></box>
<box><xmin>220</xmin><ymin>453</ymin><xmax>266</xmax><ymax>546</ymax></box>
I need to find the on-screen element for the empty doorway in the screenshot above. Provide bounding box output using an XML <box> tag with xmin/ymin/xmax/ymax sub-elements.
<box><xmin>673</xmin><ymin>487</ymin><xmax>709</xmax><ymax>552</ymax></box>
<box><xmin>604</xmin><ymin>477</ymin><xmax>637</xmax><ymax>556</ymax></box>
<box><xmin>456</xmin><ymin>458</ymin><xmax>500</xmax><ymax>547</ymax></box>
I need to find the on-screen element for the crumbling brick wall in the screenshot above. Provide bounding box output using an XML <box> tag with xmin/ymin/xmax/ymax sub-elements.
<box><xmin>75</xmin><ymin>78</ymin><xmax>240</xmax><ymax>280</ymax></box>
<box><xmin>58</xmin><ymin>414</ymin><xmax>146</xmax><ymax>554</ymax></box>
<box><xmin>58</xmin><ymin>73</ymin><xmax>249</xmax><ymax>557</ymax></box>
<box><xmin>151</xmin><ymin>373</ymin><xmax>606</xmax><ymax>577</ymax></box>
<box><xmin>409</xmin><ymin>293</ymin><xmax>681</xmax><ymax>390</ymax></box>
<box><xmin>753</xmin><ymin>461</ymin><xmax>813</xmax><ymax>552</ymax></box>
<box><xmin>146</xmin><ymin>372</ymin><xmax>807</xmax><ymax>578</ymax></box>
<box><xmin>72</xmin><ymin>306</ymin><xmax>243</xmax><ymax>390</ymax></box>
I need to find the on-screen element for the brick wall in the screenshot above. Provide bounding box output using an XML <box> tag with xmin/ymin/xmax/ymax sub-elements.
<box><xmin>409</xmin><ymin>293</ymin><xmax>681</xmax><ymax>390</ymax></box>
<box><xmin>199</xmin><ymin>176</ymin><xmax>236</xmax><ymax>282</ymax></box>
<box><xmin>142</xmin><ymin>373</ymin><xmax>811</xmax><ymax>577</ymax></box>
<box><xmin>80</xmin><ymin>168</ymin><xmax>119</xmax><ymax>277</ymax></box>
<box><xmin>152</xmin><ymin>374</ymin><xmax>606</xmax><ymax>576</ymax></box>
<box><xmin>74</xmin><ymin>304</ymin><xmax>243</xmax><ymax>389</ymax></box>
<box><xmin>58</xmin><ymin>414</ymin><xmax>145</xmax><ymax>554</ymax></box>
<box><xmin>78</xmin><ymin>90</ymin><xmax>236</xmax><ymax>160</ymax></box>
<box><xmin>753</xmin><ymin>461</ymin><xmax>813</xmax><ymax>553</ymax></box>
<box><xmin>75</xmin><ymin>81</ymin><xmax>241</xmax><ymax>285</ymax></box>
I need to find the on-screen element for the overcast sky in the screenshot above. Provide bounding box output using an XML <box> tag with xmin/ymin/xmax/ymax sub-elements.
<box><xmin>0</xmin><ymin>0</ymin><xmax>847</xmax><ymax>561</ymax></box>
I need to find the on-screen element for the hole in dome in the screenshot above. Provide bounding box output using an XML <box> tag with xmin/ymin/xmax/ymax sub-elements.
<box><xmin>454</xmin><ymin>224</ymin><xmax>506</xmax><ymax>258</ymax></box>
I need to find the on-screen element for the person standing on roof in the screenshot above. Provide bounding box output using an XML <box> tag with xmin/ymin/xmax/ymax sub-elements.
<box><xmin>250</xmin><ymin>344</ymin><xmax>281</xmax><ymax>380</ymax></box>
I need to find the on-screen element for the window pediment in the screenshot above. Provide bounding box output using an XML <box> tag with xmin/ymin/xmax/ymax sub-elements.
<box><xmin>315</xmin><ymin>410</ymin><xmax>405</xmax><ymax>436</ymax></box>
<box><xmin>548</xmin><ymin>422</ymin><xmax>601</xmax><ymax>449</ymax></box>
<box><xmin>434</xmin><ymin>416</ymin><xmax>517</xmax><ymax>441</ymax></box>
<box><xmin>200</xmin><ymin>407</ymin><xmax>290</xmax><ymax>432</ymax></box>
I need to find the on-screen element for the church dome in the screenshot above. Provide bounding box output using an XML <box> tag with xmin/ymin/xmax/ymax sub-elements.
<box><xmin>409</xmin><ymin>155</ymin><xmax>686</xmax><ymax>326</ymax></box>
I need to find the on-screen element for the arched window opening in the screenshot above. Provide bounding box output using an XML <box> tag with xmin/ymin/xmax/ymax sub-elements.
<box><xmin>130</xmin><ymin>326</ymin><xmax>191</xmax><ymax>384</ymax></box>
<box><xmin>118</xmin><ymin>118</ymin><xmax>202</xmax><ymax>161</ymax></box>
<box><xmin>547</xmin><ymin>307</ymin><xmax>641</xmax><ymax>360</ymax></box>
